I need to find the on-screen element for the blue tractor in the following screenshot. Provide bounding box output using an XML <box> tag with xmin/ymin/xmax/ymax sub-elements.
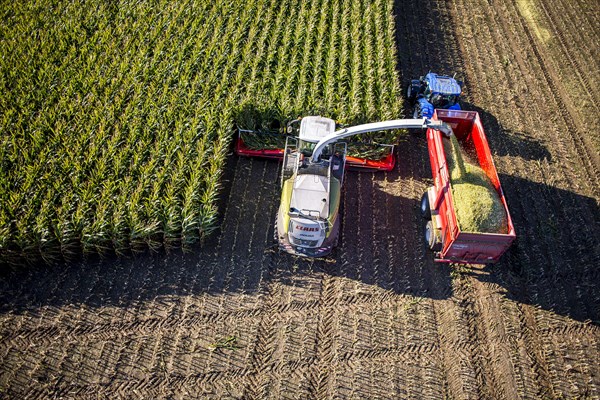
<box><xmin>407</xmin><ymin>73</ymin><xmax>463</xmax><ymax>119</ymax></box>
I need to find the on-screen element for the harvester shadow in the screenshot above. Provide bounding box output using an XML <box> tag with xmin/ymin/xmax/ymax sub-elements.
<box><xmin>232</xmin><ymin>101</ymin><xmax>386</xmax><ymax>133</ymax></box>
<box><xmin>1</xmin><ymin>161</ymin><xmax>596</xmax><ymax>326</ymax></box>
<box><xmin>233</xmin><ymin>102</ymin><xmax>287</xmax><ymax>132</ymax></box>
<box><xmin>0</xmin><ymin>153</ymin><xmax>453</xmax><ymax>318</ymax></box>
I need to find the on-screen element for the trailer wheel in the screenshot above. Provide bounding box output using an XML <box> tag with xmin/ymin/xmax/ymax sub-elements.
<box><xmin>425</xmin><ymin>221</ymin><xmax>442</xmax><ymax>252</ymax></box>
<box><xmin>420</xmin><ymin>192</ymin><xmax>431</xmax><ymax>220</ymax></box>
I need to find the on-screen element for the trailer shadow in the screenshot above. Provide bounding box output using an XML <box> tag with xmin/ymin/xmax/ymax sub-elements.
<box><xmin>475</xmin><ymin>173</ymin><xmax>600</xmax><ymax>324</ymax></box>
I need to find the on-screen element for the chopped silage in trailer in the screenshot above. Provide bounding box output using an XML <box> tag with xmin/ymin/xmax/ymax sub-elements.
<box><xmin>443</xmin><ymin>135</ymin><xmax>508</xmax><ymax>234</ymax></box>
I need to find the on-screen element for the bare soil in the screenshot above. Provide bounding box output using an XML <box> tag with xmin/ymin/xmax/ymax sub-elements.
<box><xmin>1</xmin><ymin>0</ymin><xmax>599</xmax><ymax>398</ymax></box>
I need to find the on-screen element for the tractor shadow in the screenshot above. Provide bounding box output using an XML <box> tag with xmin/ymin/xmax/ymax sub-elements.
<box><xmin>462</xmin><ymin>102</ymin><xmax>552</xmax><ymax>162</ymax></box>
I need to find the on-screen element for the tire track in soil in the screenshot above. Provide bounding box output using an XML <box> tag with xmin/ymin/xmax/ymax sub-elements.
<box><xmin>536</xmin><ymin>0</ymin><xmax>600</xmax><ymax>114</ymax></box>
<box><xmin>395</xmin><ymin>0</ymin><xmax>492</xmax><ymax>398</ymax></box>
<box><xmin>243</xmin><ymin>258</ymin><xmax>280</xmax><ymax>399</ymax></box>
<box><xmin>502</xmin><ymin>0</ymin><xmax>600</xmax><ymax>196</ymax></box>
<box><xmin>397</xmin><ymin>0</ymin><xmax>452</xmax><ymax>340</ymax></box>
<box><xmin>568</xmin><ymin>0</ymin><xmax>600</xmax><ymax>43</ymax></box>
<box><xmin>219</xmin><ymin>152</ymin><xmax>292</xmax><ymax>397</ymax></box>
<box><xmin>357</xmin><ymin>172</ymin><xmax>374</xmax><ymax>286</ymax></box>
<box><xmin>492</xmin><ymin>0</ymin><xmax>600</xmax><ymax>383</ymax></box>
<box><xmin>448</xmin><ymin>0</ymin><xmax>596</xmax><ymax>393</ymax></box>
<box><xmin>339</xmin><ymin>171</ymin><xmax>360</xmax><ymax>282</ymax></box>
<box><xmin>447</xmin><ymin>0</ymin><xmax>559</xmax><ymax>397</ymax></box>
<box><xmin>486</xmin><ymin>0</ymin><xmax>600</xmax><ymax>323</ymax></box>
<box><xmin>426</xmin><ymin>0</ymin><xmax>556</xmax><ymax>393</ymax></box>
<box><xmin>201</xmin><ymin>154</ymin><xmax>247</xmax><ymax>293</ymax></box>
<box><xmin>207</xmin><ymin>159</ymin><xmax>275</xmax><ymax>300</ymax></box>
<box><xmin>5</xmin><ymin>285</ymin><xmax>427</xmax><ymax>347</ymax></box>
<box><xmin>201</xmin><ymin>157</ymin><xmax>284</xmax><ymax>396</ymax></box>
<box><xmin>225</xmin><ymin>159</ymin><xmax>278</xmax><ymax>292</ymax></box>
<box><xmin>551</xmin><ymin>0</ymin><xmax>600</xmax><ymax>84</ymax></box>
<box><xmin>306</xmin><ymin>275</ymin><xmax>338</xmax><ymax>399</ymax></box>
<box><xmin>371</xmin><ymin>172</ymin><xmax>392</xmax><ymax>292</ymax></box>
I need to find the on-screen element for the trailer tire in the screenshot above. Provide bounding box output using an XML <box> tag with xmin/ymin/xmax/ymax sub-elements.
<box><xmin>420</xmin><ymin>192</ymin><xmax>431</xmax><ymax>220</ymax></box>
<box><xmin>425</xmin><ymin>221</ymin><xmax>442</xmax><ymax>252</ymax></box>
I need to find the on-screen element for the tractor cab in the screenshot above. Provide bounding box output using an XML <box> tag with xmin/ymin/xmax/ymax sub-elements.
<box><xmin>407</xmin><ymin>73</ymin><xmax>463</xmax><ymax>118</ymax></box>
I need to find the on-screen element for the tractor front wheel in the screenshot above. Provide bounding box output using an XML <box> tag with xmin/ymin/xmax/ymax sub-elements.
<box><xmin>413</xmin><ymin>105</ymin><xmax>422</xmax><ymax>119</ymax></box>
<box><xmin>407</xmin><ymin>80</ymin><xmax>421</xmax><ymax>104</ymax></box>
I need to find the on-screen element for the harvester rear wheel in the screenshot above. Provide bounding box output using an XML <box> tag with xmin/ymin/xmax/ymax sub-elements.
<box><xmin>425</xmin><ymin>221</ymin><xmax>442</xmax><ymax>252</ymax></box>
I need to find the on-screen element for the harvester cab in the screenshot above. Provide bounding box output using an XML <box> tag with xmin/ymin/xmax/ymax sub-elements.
<box><xmin>276</xmin><ymin>116</ymin><xmax>454</xmax><ymax>257</ymax></box>
<box><xmin>407</xmin><ymin>73</ymin><xmax>463</xmax><ymax>119</ymax></box>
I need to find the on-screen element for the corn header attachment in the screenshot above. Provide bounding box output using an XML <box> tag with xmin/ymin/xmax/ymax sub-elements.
<box><xmin>235</xmin><ymin>118</ymin><xmax>397</xmax><ymax>171</ymax></box>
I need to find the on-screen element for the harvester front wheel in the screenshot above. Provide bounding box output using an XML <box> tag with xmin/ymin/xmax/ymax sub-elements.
<box><xmin>425</xmin><ymin>221</ymin><xmax>442</xmax><ymax>252</ymax></box>
<box><xmin>280</xmin><ymin>149</ymin><xmax>295</xmax><ymax>187</ymax></box>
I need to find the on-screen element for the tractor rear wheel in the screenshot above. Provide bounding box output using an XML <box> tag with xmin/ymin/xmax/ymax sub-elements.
<box><xmin>425</xmin><ymin>221</ymin><xmax>442</xmax><ymax>252</ymax></box>
<box><xmin>407</xmin><ymin>80</ymin><xmax>420</xmax><ymax>104</ymax></box>
<box><xmin>420</xmin><ymin>192</ymin><xmax>431</xmax><ymax>220</ymax></box>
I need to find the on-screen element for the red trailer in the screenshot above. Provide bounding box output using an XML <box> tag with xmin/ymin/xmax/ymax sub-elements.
<box><xmin>422</xmin><ymin>109</ymin><xmax>516</xmax><ymax>264</ymax></box>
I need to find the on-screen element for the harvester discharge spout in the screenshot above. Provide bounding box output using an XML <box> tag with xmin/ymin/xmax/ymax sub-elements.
<box><xmin>310</xmin><ymin>118</ymin><xmax>453</xmax><ymax>163</ymax></box>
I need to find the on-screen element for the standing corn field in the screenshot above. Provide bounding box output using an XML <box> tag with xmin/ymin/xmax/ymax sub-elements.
<box><xmin>0</xmin><ymin>0</ymin><xmax>402</xmax><ymax>264</ymax></box>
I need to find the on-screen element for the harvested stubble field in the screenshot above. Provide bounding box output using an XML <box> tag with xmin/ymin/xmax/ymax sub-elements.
<box><xmin>1</xmin><ymin>0</ymin><xmax>600</xmax><ymax>399</ymax></box>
